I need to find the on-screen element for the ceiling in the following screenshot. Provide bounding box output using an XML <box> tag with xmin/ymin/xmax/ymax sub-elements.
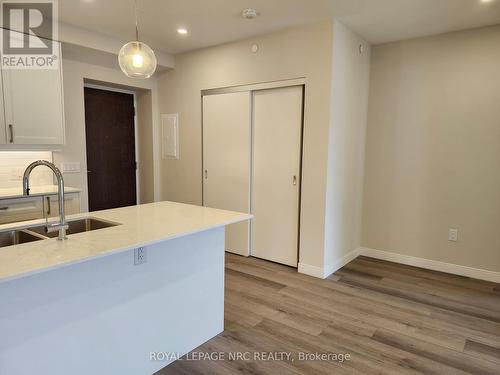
<box><xmin>60</xmin><ymin>0</ymin><xmax>500</xmax><ymax>54</ymax></box>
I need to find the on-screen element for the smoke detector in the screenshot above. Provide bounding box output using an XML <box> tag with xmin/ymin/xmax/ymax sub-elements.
<box><xmin>242</xmin><ymin>8</ymin><xmax>258</xmax><ymax>19</ymax></box>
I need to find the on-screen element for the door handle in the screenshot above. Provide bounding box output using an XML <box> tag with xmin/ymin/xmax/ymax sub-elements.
<box><xmin>293</xmin><ymin>175</ymin><xmax>297</xmax><ymax>186</ymax></box>
<box><xmin>204</xmin><ymin>169</ymin><xmax>208</xmax><ymax>179</ymax></box>
<box><xmin>46</xmin><ymin>196</ymin><xmax>51</xmax><ymax>216</ymax></box>
<box><xmin>8</xmin><ymin>124</ymin><xmax>14</xmax><ymax>143</ymax></box>
<box><xmin>0</xmin><ymin>207</ymin><xmax>8</xmax><ymax>211</ymax></box>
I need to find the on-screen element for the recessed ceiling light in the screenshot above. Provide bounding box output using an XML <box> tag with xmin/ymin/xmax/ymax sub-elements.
<box><xmin>480</xmin><ymin>0</ymin><xmax>494</xmax><ymax>3</ymax></box>
<box><xmin>177</xmin><ymin>28</ymin><xmax>188</xmax><ymax>35</ymax></box>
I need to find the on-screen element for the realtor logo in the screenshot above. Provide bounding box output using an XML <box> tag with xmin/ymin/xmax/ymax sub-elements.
<box><xmin>0</xmin><ymin>0</ymin><xmax>59</xmax><ymax>69</ymax></box>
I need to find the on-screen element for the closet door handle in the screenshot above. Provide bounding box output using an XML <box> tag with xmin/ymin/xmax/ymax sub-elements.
<box><xmin>293</xmin><ymin>175</ymin><xmax>297</xmax><ymax>186</ymax></box>
<box><xmin>8</xmin><ymin>124</ymin><xmax>14</xmax><ymax>143</ymax></box>
<box><xmin>204</xmin><ymin>169</ymin><xmax>208</xmax><ymax>179</ymax></box>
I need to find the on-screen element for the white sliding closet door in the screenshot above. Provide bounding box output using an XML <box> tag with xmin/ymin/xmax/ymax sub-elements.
<box><xmin>203</xmin><ymin>92</ymin><xmax>251</xmax><ymax>256</ymax></box>
<box><xmin>252</xmin><ymin>86</ymin><xmax>303</xmax><ymax>267</ymax></box>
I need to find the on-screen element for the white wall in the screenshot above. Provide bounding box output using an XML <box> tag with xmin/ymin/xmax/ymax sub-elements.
<box><xmin>158</xmin><ymin>21</ymin><xmax>372</xmax><ymax>277</ymax></box>
<box><xmin>55</xmin><ymin>54</ymin><xmax>161</xmax><ymax>212</ymax></box>
<box><xmin>323</xmin><ymin>21</ymin><xmax>371</xmax><ymax>276</ymax></box>
<box><xmin>158</xmin><ymin>22</ymin><xmax>334</xmax><ymax>272</ymax></box>
<box><xmin>136</xmin><ymin>91</ymin><xmax>155</xmax><ymax>204</ymax></box>
<box><xmin>363</xmin><ymin>25</ymin><xmax>500</xmax><ymax>273</ymax></box>
<box><xmin>59</xmin><ymin>23</ymin><xmax>175</xmax><ymax>71</ymax></box>
<box><xmin>0</xmin><ymin>151</ymin><xmax>53</xmax><ymax>188</ymax></box>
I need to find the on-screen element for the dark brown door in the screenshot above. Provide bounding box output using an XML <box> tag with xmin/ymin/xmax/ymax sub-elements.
<box><xmin>84</xmin><ymin>87</ymin><xmax>137</xmax><ymax>211</ymax></box>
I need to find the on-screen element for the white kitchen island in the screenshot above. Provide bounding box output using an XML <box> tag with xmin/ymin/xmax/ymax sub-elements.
<box><xmin>0</xmin><ymin>201</ymin><xmax>250</xmax><ymax>375</ymax></box>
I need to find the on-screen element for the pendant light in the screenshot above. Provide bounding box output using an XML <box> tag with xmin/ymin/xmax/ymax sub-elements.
<box><xmin>118</xmin><ymin>0</ymin><xmax>157</xmax><ymax>79</ymax></box>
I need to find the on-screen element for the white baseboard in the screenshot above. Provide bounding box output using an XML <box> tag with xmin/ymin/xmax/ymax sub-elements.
<box><xmin>323</xmin><ymin>248</ymin><xmax>361</xmax><ymax>278</ymax></box>
<box><xmin>299</xmin><ymin>248</ymin><xmax>361</xmax><ymax>279</ymax></box>
<box><xmin>358</xmin><ymin>247</ymin><xmax>500</xmax><ymax>284</ymax></box>
<box><xmin>299</xmin><ymin>247</ymin><xmax>500</xmax><ymax>283</ymax></box>
<box><xmin>298</xmin><ymin>262</ymin><xmax>325</xmax><ymax>278</ymax></box>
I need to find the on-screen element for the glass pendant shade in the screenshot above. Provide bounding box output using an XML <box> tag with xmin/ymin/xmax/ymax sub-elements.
<box><xmin>118</xmin><ymin>41</ymin><xmax>157</xmax><ymax>79</ymax></box>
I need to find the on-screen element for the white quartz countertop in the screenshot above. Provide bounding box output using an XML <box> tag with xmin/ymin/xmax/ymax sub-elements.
<box><xmin>0</xmin><ymin>201</ymin><xmax>251</xmax><ymax>283</ymax></box>
<box><xmin>0</xmin><ymin>185</ymin><xmax>81</xmax><ymax>200</ymax></box>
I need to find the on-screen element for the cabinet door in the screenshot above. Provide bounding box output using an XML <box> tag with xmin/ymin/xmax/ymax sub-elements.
<box><xmin>45</xmin><ymin>193</ymin><xmax>81</xmax><ymax>218</ymax></box>
<box><xmin>202</xmin><ymin>92</ymin><xmax>251</xmax><ymax>256</ymax></box>
<box><xmin>0</xmin><ymin>72</ymin><xmax>5</xmax><ymax>144</ymax></box>
<box><xmin>2</xmin><ymin>39</ymin><xmax>64</xmax><ymax>145</ymax></box>
<box><xmin>0</xmin><ymin>197</ymin><xmax>44</xmax><ymax>225</ymax></box>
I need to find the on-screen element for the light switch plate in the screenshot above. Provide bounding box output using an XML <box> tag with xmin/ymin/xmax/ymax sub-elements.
<box><xmin>61</xmin><ymin>162</ymin><xmax>81</xmax><ymax>173</ymax></box>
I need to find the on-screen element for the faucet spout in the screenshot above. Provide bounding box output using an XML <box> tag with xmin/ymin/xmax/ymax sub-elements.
<box><xmin>23</xmin><ymin>160</ymin><xmax>68</xmax><ymax>241</ymax></box>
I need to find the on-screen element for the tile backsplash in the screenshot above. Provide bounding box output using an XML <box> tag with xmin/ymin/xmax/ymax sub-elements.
<box><xmin>0</xmin><ymin>151</ymin><xmax>54</xmax><ymax>189</ymax></box>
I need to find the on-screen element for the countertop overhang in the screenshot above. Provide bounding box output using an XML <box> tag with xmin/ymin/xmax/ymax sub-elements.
<box><xmin>0</xmin><ymin>201</ymin><xmax>251</xmax><ymax>284</ymax></box>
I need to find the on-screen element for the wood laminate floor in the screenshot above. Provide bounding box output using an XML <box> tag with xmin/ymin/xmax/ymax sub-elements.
<box><xmin>157</xmin><ymin>254</ymin><xmax>500</xmax><ymax>374</ymax></box>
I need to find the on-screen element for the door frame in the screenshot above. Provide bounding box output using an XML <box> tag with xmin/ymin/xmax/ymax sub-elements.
<box><xmin>200</xmin><ymin>78</ymin><xmax>306</xmax><ymax>262</ymax></box>
<box><xmin>201</xmin><ymin>78</ymin><xmax>306</xmax><ymax>96</ymax></box>
<box><xmin>83</xmin><ymin>83</ymin><xmax>140</xmax><ymax>204</ymax></box>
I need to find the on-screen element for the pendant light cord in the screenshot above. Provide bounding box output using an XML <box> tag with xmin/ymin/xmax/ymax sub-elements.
<box><xmin>134</xmin><ymin>0</ymin><xmax>139</xmax><ymax>41</ymax></box>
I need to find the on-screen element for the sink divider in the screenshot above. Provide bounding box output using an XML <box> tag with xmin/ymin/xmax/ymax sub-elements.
<box><xmin>21</xmin><ymin>229</ymin><xmax>50</xmax><ymax>240</ymax></box>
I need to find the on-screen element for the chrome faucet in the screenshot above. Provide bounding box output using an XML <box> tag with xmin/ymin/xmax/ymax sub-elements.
<box><xmin>23</xmin><ymin>160</ymin><xmax>68</xmax><ymax>240</ymax></box>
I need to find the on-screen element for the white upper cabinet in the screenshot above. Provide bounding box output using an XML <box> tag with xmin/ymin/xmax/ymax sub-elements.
<box><xmin>1</xmin><ymin>36</ymin><xmax>64</xmax><ymax>146</ymax></box>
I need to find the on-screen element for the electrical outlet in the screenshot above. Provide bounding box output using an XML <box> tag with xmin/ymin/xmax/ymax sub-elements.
<box><xmin>134</xmin><ymin>247</ymin><xmax>147</xmax><ymax>265</ymax></box>
<box><xmin>10</xmin><ymin>168</ymin><xmax>23</xmax><ymax>181</ymax></box>
<box><xmin>448</xmin><ymin>228</ymin><xmax>458</xmax><ymax>242</ymax></box>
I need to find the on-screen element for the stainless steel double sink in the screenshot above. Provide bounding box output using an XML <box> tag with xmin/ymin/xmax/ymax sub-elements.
<box><xmin>0</xmin><ymin>218</ymin><xmax>119</xmax><ymax>248</ymax></box>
